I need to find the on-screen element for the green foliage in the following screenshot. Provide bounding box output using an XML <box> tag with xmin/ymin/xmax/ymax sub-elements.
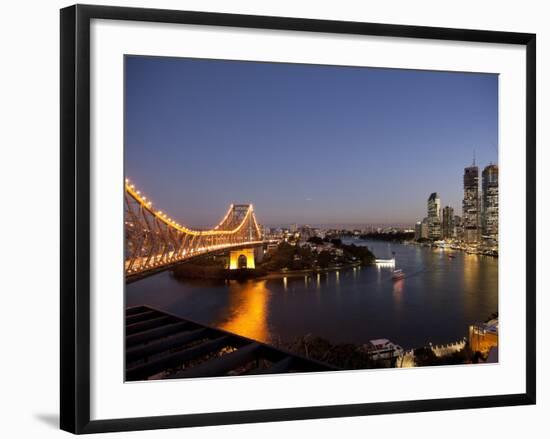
<box><xmin>283</xmin><ymin>335</ymin><xmax>375</xmax><ymax>370</ymax></box>
<box><xmin>307</xmin><ymin>236</ymin><xmax>324</xmax><ymax>245</ymax></box>
<box><xmin>317</xmin><ymin>250</ymin><xmax>332</xmax><ymax>268</ymax></box>
<box><xmin>414</xmin><ymin>345</ymin><xmax>476</xmax><ymax>367</ymax></box>
<box><xmin>261</xmin><ymin>239</ymin><xmax>375</xmax><ymax>272</ymax></box>
<box><xmin>413</xmin><ymin>347</ymin><xmax>440</xmax><ymax>366</ymax></box>
<box><xmin>340</xmin><ymin>243</ymin><xmax>376</xmax><ymax>265</ymax></box>
<box><xmin>439</xmin><ymin>345</ymin><xmax>474</xmax><ymax>365</ymax></box>
<box><xmin>291</xmin><ymin>245</ymin><xmax>315</xmax><ymax>270</ymax></box>
<box><xmin>261</xmin><ymin>242</ymin><xmax>295</xmax><ymax>270</ymax></box>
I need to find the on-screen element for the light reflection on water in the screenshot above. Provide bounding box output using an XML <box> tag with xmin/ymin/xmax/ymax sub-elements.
<box><xmin>126</xmin><ymin>239</ymin><xmax>498</xmax><ymax>349</ymax></box>
<box><xmin>215</xmin><ymin>280</ymin><xmax>271</xmax><ymax>343</ymax></box>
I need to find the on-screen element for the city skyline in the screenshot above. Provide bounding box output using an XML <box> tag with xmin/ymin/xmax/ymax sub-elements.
<box><xmin>415</xmin><ymin>161</ymin><xmax>498</xmax><ymax>244</ymax></box>
<box><xmin>125</xmin><ymin>56</ymin><xmax>498</xmax><ymax>228</ymax></box>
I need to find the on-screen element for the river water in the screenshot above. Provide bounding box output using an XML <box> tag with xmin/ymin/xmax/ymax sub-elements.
<box><xmin>126</xmin><ymin>239</ymin><xmax>498</xmax><ymax>349</ymax></box>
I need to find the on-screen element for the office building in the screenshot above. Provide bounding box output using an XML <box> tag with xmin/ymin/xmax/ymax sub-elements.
<box><xmin>415</xmin><ymin>218</ymin><xmax>429</xmax><ymax>240</ymax></box>
<box><xmin>482</xmin><ymin>164</ymin><xmax>499</xmax><ymax>243</ymax></box>
<box><xmin>442</xmin><ymin>206</ymin><xmax>455</xmax><ymax>239</ymax></box>
<box><xmin>462</xmin><ymin>165</ymin><xmax>480</xmax><ymax>243</ymax></box>
<box><xmin>427</xmin><ymin>192</ymin><xmax>441</xmax><ymax>240</ymax></box>
<box><xmin>454</xmin><ymin>215</ymin><xmax>463</xmax><ymax>241</ymax></box>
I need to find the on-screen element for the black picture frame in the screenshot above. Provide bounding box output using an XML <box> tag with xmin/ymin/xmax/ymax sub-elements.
<box><xmin>60</xmin><ymin>4</ymin><xmax>536</xmax><ymax>434</ymax></box>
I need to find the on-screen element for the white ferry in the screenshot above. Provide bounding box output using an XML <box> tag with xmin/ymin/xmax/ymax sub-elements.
<box><xmin>375</xmin><ymin>258</ymin><xmax>395</xmax><ymax>267</ymax></box>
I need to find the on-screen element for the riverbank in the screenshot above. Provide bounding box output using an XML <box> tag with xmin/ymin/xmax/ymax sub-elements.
<box><xmin>410</xmin><ymin>240</ymin><xmax>498</xmax><ymax>258</ymax></box>
<box><xmin>172</xmin><ymin>264</ymin><xmax>266</xmax><ymax>280</ymax></box>
<box><xmin>172</xmin><ymin>260</ymin><xmax>365</xmax><ymax>281</ymax></box>
<box><xmin>172</xmin><ymin>239</ymin><xmax>375</xmax><ymax>281</ymax></box>
<box><xmin>261</xmin><ymin>261</ymin><xmax>363</xmax><ymax>279</ymax></box>
<box><xmin>275</xmin><ymin>333</ymin><xmax>488</xmax><ymax>370</ymax></box>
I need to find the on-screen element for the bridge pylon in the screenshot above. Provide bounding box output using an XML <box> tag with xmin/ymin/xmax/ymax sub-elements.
<box><xmin>229</xmin><ymin>248</ymin><xmax>256</xmax><ymax>270</ymax></box>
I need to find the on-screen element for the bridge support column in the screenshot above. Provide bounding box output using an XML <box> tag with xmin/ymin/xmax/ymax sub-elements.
<box><xmin>229</xmin><ymin>248</ymin><xmax>255</xmax><ymax>270</ymax></box>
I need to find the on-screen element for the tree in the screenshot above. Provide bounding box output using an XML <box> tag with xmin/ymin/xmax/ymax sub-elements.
<box><xmin>341</xmin><ymin>243</ymin><xmax>376</xmax><ymax>265</ymax></box>
<box><xmin>297</xmin><ymin>246</ymin><xmax>314</xmax><ymax>265</ymax></box>
<box><xmin>413</xmin><ymin>347</ymin><xmax>440</xmax><ymax>367</ymax></box>
<box><xmin>317</xmin><ymin>250</ymin><xmax>332</xmax><ymax>268</ymax></box>
<box><xmin>307</xmin><ymin>236</ymin><xmax>324</xmax><ymax>245</ymax></box>
<box><xmin>439</xmin><ymin>345</ymin><xmax>474</xmax><ymax>365</ymax></box>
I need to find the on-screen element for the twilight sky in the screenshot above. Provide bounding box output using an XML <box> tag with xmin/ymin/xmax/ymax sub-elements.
<box><xmin>125</xmin><ymin>55</ymin><xmax>498</xmax><ymax>228</ymax></box>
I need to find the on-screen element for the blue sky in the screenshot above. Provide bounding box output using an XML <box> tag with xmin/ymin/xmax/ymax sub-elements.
<box><xmin>125</xmin><ymin>56</ymin><xmax>497</xmax><ymax>228</ymax></box>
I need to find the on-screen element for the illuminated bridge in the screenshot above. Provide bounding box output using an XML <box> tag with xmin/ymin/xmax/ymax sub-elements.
<box><xmin>125</xmin><ymin>179</ymin><xmax>269</xmax><ymax>280</ymax></box>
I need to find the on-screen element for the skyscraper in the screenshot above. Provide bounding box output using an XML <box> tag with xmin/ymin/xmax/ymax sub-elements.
<box><xmin>414</xmin><ymin>218</ymin><xmax>429</xmax><ymax>240</ymax></box>
<box><xmin>427</xmin><ymin>192</ymin><xmax>441</xmax><ymax>240</ymax></box>
<box><xmin>454</xmin><ymin>215</ymin><xmax>463</xmax><ymax>241</ymax></box>
<box><xmin>462</xmin><ymin>164</ymin><xmax>480</xmax><ymax>243</ymax></box>
<box><xmin>442</xmin><ymin>206</ymin><xmax>455</xmax><ymax>239</ymax></box>
<box><xmin>482</xmin><ymin>164</ymin><xmax>499</xmax><ymax>243</ymax></box>
<box><xmin>414</xmin><ymin>220</ymin><xmax>429</xmax><ymax>240</ymax></box>
<box><xmin>415</xmin><ymin>221</ymin><xmax>422</xmax><ymax>240</ymax></box>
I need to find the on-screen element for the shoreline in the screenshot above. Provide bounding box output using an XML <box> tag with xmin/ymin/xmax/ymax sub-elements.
<box><xmin>349</xmin><ymin>236</ymin><xmax>498</xmax><ymax>258</ymax></box>
<box><xmin>259</xmin><ymin>261</ymin><xmax>364</xmax><ymax>280</ymax></box>
<box><xmin>355</xmin><ymin>237</ymin><xmax>498</xmax><ymax>258</ymax></box>
<box><xmin>407</xmin><ymin>240</ymin><xmax>499</xmax><ymax>258</ymax></box>
<box><xmin>171</xmin><ymin>261</ymin><xmax>367</xmax><ymax>282</ymax></box>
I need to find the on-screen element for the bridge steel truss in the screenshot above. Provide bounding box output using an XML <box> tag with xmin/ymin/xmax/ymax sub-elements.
<box><xmin>124</xmin><ymin>181</ymin><xmax>264</xmax><ymax>279</ymax></box>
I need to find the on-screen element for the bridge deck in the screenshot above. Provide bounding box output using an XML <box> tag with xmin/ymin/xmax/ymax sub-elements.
<box><xmin>125</xmin><ymin>305</ymin><xmax>338</xmax><ymax>381</ymax></box>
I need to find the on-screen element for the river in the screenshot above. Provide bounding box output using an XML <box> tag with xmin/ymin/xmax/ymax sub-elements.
<box><xmin>126</xmin><ymin>239</ymin><xmax>498</xmax><ymax>349</ymax></box>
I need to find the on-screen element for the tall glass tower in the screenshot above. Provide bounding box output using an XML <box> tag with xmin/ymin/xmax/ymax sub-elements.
<box><xmin>462</xmin><ymin>165</ymin><xmax>480</xmax><ymax>243</ymax></box>
<box><xmin>482</xmin><ymin>164</ymin><xmax>499</xmax><ymax>243</ymax></box>
<box><xmin>427</xmin><ymin>192</ymin><xmax>441</xmax><ymax>240</ymax></box>
<box><xmin>442</xmin><ymin>206</ymin><xmax>455</xmax><ymax>239</ymax></box>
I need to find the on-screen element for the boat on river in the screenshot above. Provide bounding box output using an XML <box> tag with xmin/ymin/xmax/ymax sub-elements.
<box><xmin>375</xmin><ymin>257</ymin><xmax>395</xmax><ymax>267</ymax></box>
<box><xmin>392</xmin><ymin>269</ymin><xmax>405</xmax><ymax>280</ymax></box>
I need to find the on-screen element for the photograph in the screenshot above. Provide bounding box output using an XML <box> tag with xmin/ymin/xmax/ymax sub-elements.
<box><xmin>124</xmin><ymin>55</ymin><xmax>499</xmax><ymax>381</ymax></box>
